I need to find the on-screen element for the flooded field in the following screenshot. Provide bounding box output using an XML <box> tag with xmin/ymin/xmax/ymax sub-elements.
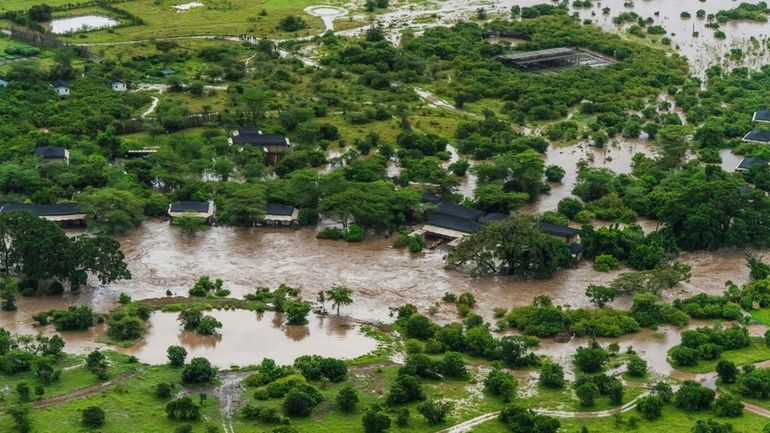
<box><xmin>120</xmin><ymin>310</ymin><xmax>377</xmax><ymax>368</ymax></box>
<box><xmin>47</xmin><ymin>15</ymin><xmax>119</xmax><ymax>34</ymax></box>
<box><xmin>341</xmin><ymin>0</ymin><xmax>770</xmax><ymax>75</ymax></box>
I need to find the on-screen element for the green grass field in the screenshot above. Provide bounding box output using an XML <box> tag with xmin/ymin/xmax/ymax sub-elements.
<box><xmin>672</xmin><ymin>337</ymin><xmax>770</xmax><ymax>374</ymax></box>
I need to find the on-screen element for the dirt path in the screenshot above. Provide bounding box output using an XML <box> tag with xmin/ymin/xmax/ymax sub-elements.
<box><xmin>32</xmin><ymin>368</ymin><xmax>144</xmax><ymax>409</ymax></box>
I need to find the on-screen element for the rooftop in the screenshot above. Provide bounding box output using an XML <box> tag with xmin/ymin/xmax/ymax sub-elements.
<box><xmin>0</xmin><ymin>203</ymin><xmax>81</xmax><ymax>216</ymax></box>
<box><xmin>737</xmin><ymin>157</ymin><xmax>767</xmax><ymax>170</ymax></box>
<box><xmin>52</xmin><ymin>79</ymin><xmax>69</xmax><ymax>88</ymax></box>
<box><xmin>266</xmin><ymin>202</ymin><xmax>296</xmax><ymax>216</ymax></box>
<box><xmin>754</xmin><ymin>110</ymin><xmax>770</xmax><ymax>122</ymax></box>
<box><xmin>232</xmin><ymin>133</ymin><xmax>290</xmax><ymax>147</ymax></box>
<box><xmin>539</xmin><ymin>222</ymin><xmax>579</xmax><ymax>238</ymax></box>
<box><xmin>169</xmin><ymin>201</ymin><xmax>211</xmax><ymax>213</ymax></box>
<box><xmin>426</xmin><ymin>215</ymin><xmax>481</xmax><ymax>234</ymax></box>
<box><xmin>436</xmin><ymin>202</ymin><xmax>485</xmax><ymax>221</ymax></box>
<box><xmin>479</xmin><ymin>213</ymin><xmax>508</xmax><ymax>223</ymax></box>
<box><xmin>420</xmin><ymin>191</ymin><xmax>442</xmax><ymax>204</ymax></box>
<box><xmin>34</xmin><ymin>146</ymin><xmax>67</xmax><ymax>159</ymax></box>
<box><xmin>744</xmin><ymin>130</ymin><xmax>770</xmax><ymax>143</ymax></box>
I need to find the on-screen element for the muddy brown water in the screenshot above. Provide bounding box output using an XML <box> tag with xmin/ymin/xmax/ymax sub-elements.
<box><xmin>119</xmin><ymin>310</ymin><xmax>377</xmax><ymax>368</ymax></box>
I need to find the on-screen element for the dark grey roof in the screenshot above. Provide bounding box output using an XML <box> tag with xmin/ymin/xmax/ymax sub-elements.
<box><xmin>479</xmin><ymin>213</ymin><xmax>508</xmax><ymax>223</ymax></box>
<box><xmin>738</xmin><ymin>157</ymin><xmax>767</xmax><ymax>170</ymax></box>
<box><xmin>266</xmin><ymin>203</ymin><xmax>295</xmax><ymax>216</ymax></box>
<box><xmin>427</xmin><ymin>215</ymin><xmax>481</xmax><ymax>234</ymax></box>
<box><xmin>420</xmin><ymin>191</ymin><xmax>442</xmax><ymax>204</ymax></box>
<box><xmin>169</xmin><ymin>201</ymin><xmax>210</xmax><ymax>213</ymax></box>
<box><xmin>755</xmin><ymin>110</ymin><xmax>770</xmax><ymax>122</ymax></box>
<box><xmin>570</xmin><ymin>243</ymin><xmax>585</xmax><ymax>255</ymax></box>
<box><xmin>52</xmin><ymin>79</ymin><xmax>69</xmax><ymax>88</ymax></box>
<box><xmin>232</xmin><ymin>133</ymin><xmax>289</xmax><ymax>147</ymax></box>
<box><xmin>739</xmin><ymin>184</ymin><xmax>753</xmax><ymax>196</ymax></box>
<box><xmin>539</xmin><ymin>222</ymin><xmax>579</xmax><ymax>237</ymax></box>
<box><xmin>436</xmin><ymin>202</ymin><xmax>485</xmax><ymax>221</ymax></box>
<box><xmin>34</xmin><ymin>146</ymin><xmax>67</xmax><ymax>159</ymax></box>
<box><xmin>1</xmin><ymin>203</ymin><xmax>81</xmax><ymax>216</ymax></box>
<box><xmin>744</xmin><ymin>130</ymin><xmax>770</xmax><ymax>143</ymax></box>
<box><xmin>237</xmin><ymin>128</ymin><xmax>262</xmax><ymax>135</ymax></box>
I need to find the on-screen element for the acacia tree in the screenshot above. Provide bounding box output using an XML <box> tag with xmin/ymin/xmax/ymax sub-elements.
<box><xmin>326</xmin><ymin>286</ymin><xmax>353</xmax><ymax>315</ymax></box>
<box><xmin>446</xmin><ymin>216</ymin><xmax>572</xmax><ymax>278</ymax></box>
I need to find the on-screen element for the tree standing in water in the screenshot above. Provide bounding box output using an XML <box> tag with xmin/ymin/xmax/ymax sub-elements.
<box><xmin>327</xmin><ymin>286</ymin><xmax>353</xmax><ymax>315</ymax></box>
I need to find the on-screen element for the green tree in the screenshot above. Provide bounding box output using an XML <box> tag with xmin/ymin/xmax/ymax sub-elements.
<box><xmin>585</xmin><ymin>285</ymin><xmax>616</xmax><ymax>307</ymax></box>
<box><xmin>362</xmin><ymin>406</ymin><xmax>391</xmax><ymax>433</ymax></box>
<box><xmin>77</xmin><ymin>188</ymin><xmax>144</xmax><ymax>234</ymax></box>
<box><xmin>336</xmin><ymin>385</ymin><xmax>359</xmax><ymax>413</ymax></box>
<box><xmin>326</xmin><ymin>286</ymin><xmax>353</xmax><ymax>315</ymax></box>
<box><xmin>182</xmin><ymin>357</ymin><xmax>217</xmax><ymax>384</ymax></box>
<box><xmin>417</xmin><ymin>400</ymin><xmax>453</xmax><ymax>424</ymax></box>
<box><xmin>284</xmin><ymin>301</ymin><xmax>311</xmax><ymax>325</ymax></box>
<box><xmin>82</xmin><ymin>406</ymin><xmax>106</xmax><ymax>428</ymax></box>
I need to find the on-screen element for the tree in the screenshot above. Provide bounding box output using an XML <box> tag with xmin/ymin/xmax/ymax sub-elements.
<box><xmin>76</xmin><ymin>188</ymin><xmax>144</xmax><ymax>234</ymax></box>
<box><xmin>674</xmin><ymin>381</ymin><xmax>715</xmax><ymax>411</ymax></box>
<box><xmin>387</xmin><ymin>375</ymin><xmax>425</xmax><ymax>405</ymax></box>
<box><xmin>446</xmin><ymin>216</ymin><xmax>572</xmax><ymax>278</ymax></box>
<box><xmin>626</xmin><ymin>354</ymin><xmax>648</xmax><ymax>377</ymax></box>
<box><xmin>172</xmin><ymin>214</ymin><xmax>207</xmax><ymax>236</ymax></box>
<box><xmin>239</xmin><ymin>87</ymin><xmax>271</xmax><ymax>122</ymax></box>
<box><xmin>539</xmin><ymin>362</ymin><xmax>565</xmax><ymax>388</ymax></box>
<box><xmin>284</xmin><ymin>301</ymin><xmax>311</xmax><ymax>325</ymax></box>
<box><xmin>326</xmin><ymin>286</ymin><xmax>353</xmax><ymax>315</ymax></box>
<box><xmin>573</xmin><ymin>341</ymin><xmax>608</xmax><ymax>373</ymax></box>
<box><xmin>282</xmin><ymin>387</ymin><xmax>320</xmax><ymax>417</ymax></box>
<box><xmin>576</xmin><ymin>382</ymin><xmax>599</xmax><ymax>407</ymax></box>
<box><xmin>168</xmin><ymin>345</ymin><xmax>188</xmax><ymax>367</ymax></box>
<box><xmin>499</xmin><ymin>404</ymin><xmax>560</xmax><ymax>433</ymax></box>
<box><xmin>418</xmin><ymin>400</ymin><xmax>453</xmax><ymax>424</ymax></box>
<box><xmin>336</xmin><ymin>385</ymin><xmax>359</xmax><ymax>413</ymax></box>
<box><xmin>716</xmin><ymin>360</ymin><xmax>737</xmax><ymax>384</ymax></box>
<box><xmin>182</xmin><ymin>357</ymin><xmax>217</xmax><ymax>384</ymax></box>
<box><xmin>713</xmin><ymin>394</ymin><xmax>743</xmax><ymax>417</ymax></box>
<box><xmin>82</xmin><ymin>406</ymin><xmax>106</xmax><ymax>428</ymax></box>
<box><xmin>67</xmin><ymin>235</ymin><xmax>132</xmax><ymax>288</ymax></box>
<box><xmin>484</xmin><ymin>368</ymin><xmax>517</xmax><ymax>402</ymax></box>
<box><xmin>217</xmin><ymin>184</ymin><xmax>266</xmax><ymax>226</ymax></box>
<box><xmin>16</xmin><ymin>383</ymin><xmax>30</xmax><ymax>402</ymax></box>
<box><xmin>585</xmin><ymin>285</ymin><xmax>616</xmax><ymax>307</ymax></box>
<box><xmin>195</xmin><ymin>316</ymin><xmax>223</xmax><ymax>335</ymax></box>
<box><xmin>636</xmin><ymin>395</ymin><xmax>663</xmax><ymax>419</ymax></box>
<box><xmin>691</xmin><ymin>419</ymin><xmax>735</xmax><ymax>433</ymax></box>
<box><xmin>362</xmin><ymin>407</ymin><xmax>391</xmax><ymax>433</ymax></box>
<box><xmin>166</xmin><ymin>397</ymin><xmax>200</xmax><ymax>420</ymax></box>
<box><xmin>8</xmin><ymin>405</ymin><xmax>31</xmax><ymax>433</ymax></box>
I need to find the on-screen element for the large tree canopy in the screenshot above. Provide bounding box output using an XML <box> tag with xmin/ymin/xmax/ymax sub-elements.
<box><xmin>446</xmin><ymin>216</ymin><xmax>572</xmax><ymax>278</ymax></box>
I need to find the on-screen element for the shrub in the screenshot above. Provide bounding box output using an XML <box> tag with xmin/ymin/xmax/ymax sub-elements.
<box><xmin>717</xmin><ymin>360</ymin><xmax>737</xmax><ymax>384</ymax></box>
<box><xmin>484</xmin><ymin>368</ymin><xmax>517</xmax><ymax>402</ymax></box>
<box><xmin>155</xmin><ymin>382</ymin><xmax>173</xmax><ymax>398</ymax></box>
<box><xmin>670</xmin><ymin>346</ymin><xmax>700</xmax><ymax>366</ymax></box>
<box><xmin>344</xmin><ymin>224</ymin><xmax>364</xmax><ymax>242</ymax></box>
<box><xmin>574</xmin><ymin>341</ymin><xmax>608</xmax><ymax>373</ymax></box>
<box><xmin>626</xmin><ymin>355</ymin><xmax>647</xmax><ymax>377</ymax></box>
<box><xmin>636</xmin><ymin>395</ymin><xmax>663</xmax><ymax>419</ymax></box>
<box><xmin>576</xmin><ymin>382</ymin><xmax>599</xmax><ymax>407</ymax></box>
<box><xmin>674</xmin><ymin>381</ymin><xmax>715</xmax><ymax>411</ymax></box>
<box><xmin>282</xmin><ymin>385</ymin><xmax>322</xmax><ymax>417</ymax></box>
<box><xmin>167</xmin><ymin>345</ymin><xmax>188</xmax><ymax>367</ymax></box>
<box><xmin>166</xmin><ymin>397</ymin><xmax>200</xmax><ymax>420</ymax></box>
<box><xmin>713</xmin><ymin>394</ymin><xmax>743</xmax><ymax>417</ymax></box>
<box><xmin>362</xmin><ymin>407</ymin><xmax>391</xmax><ymax>433</ymax></box>
<box><xmin>336</xmin><ymin>385</ymin><xmax>359</xmax><ymax>413</ymax></box>
<box><xmin>539</xmin><ymin>362</ymin><xmax>565</xmax><ymax>388</ymax></box>
<box><xmin>81</xmin><ymin>406</ymin><xmax>105</xmax><ymax>428</ymax></box>
<box><xmin>387</xmin><ymin>375</ymin><xmax>425</xmax><ymax>405</ymax></box>
<box><xmin>181</xmin><ymin>357</ymin><xmax>217</xmax><ymax>384</ymax></box>
<box><xmin>594</xmin><ymin>254</ymin><xmax>620</xmax><ymax>272</ymax></box>
<box><xmin>418</xmin><ymin>400</ymin><xmax>453</xmax><ymax>424</ymax></box>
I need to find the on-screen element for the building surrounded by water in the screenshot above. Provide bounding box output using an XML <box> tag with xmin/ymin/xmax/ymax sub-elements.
<box><xmin>0</xmin><ymin>203</ymin><xmax>86</xmax><ymax>226</ymax></box>
<box><xmin>168</xmin><ymin>200</ymin><xmax>216</xmax><ymax>224</ymax></box>
<box><xmin>230</xmin><ymin>128</ymin><xmax>292</xmax><ymax>165</ymax></box>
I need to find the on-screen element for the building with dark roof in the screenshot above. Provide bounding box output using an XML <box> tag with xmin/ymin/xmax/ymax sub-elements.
<box><xmin>753</xmin><ymin>110</ymin><xmax>770</xmax><ymax>123</ymax></box>
<box><xmin>539</xmin><ymin>222</ymin><xmax>579</xmax><ymax>243</ymax></box>
<box><xmin>52</xmin><ymin>80</ymin><xmax>70</xmax><ymax>97</ymax></box>
<box><xmin>0</xmin><ymin>203</ymin><xmax>85</xmax><ymax>226</ymax></box>
<box><xmin>743</xmin><ymin>130</ymin><xmax>770</xmax><ymax>144</ymax></box>
<box><xmin>436</xmin><ymin>202</ymin><xmax>485</xmax><ymax>221</ymax></box>
<box><xmin>262</xmin><ymin>203</ymin><xmax>299</xmax><ymax>227</ymax></box>
<box><xmin>35</xmin><ymin>146</ymin><xmax>69</xmax><ymax>163</ymax></box>
<box><xmin>736</xmin><ymin>157</ymin><xmax>767</xmax><ymax>171</ymax></box>
<box><xmin>424</xmin><ymin>215</ymin><xmax>482</xmax><ymax>236</ymax></box>
<box><xmin>168</xmin><ymin>200</ymin><xmax>215</xmax><ymax>223</ymax></box>
<box><xmin>230</xmin><ymin>129</ymin><xmax>291</xmax><ymax>165</ymax></box>
<box><xmin>125</xmin><ymin>148</ymin><xmax>159</xmax><ymax>159</ymax></box>
<box><xmin>479</xmin><ymin>213</ymin><xmax>508</xmax><ymax>224</ymax></box>
<box><xmin>420</xmin><ymin>191</ymin><xmax>442</xmax><ymax>204</ymax></box>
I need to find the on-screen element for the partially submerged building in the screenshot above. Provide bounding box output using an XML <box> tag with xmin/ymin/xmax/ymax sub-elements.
<box><xmin>0</xmin><ymin>203</ymin><xmax>85</xmax><ymax>227</ymax></box>
<box><xmin>414</xmin><ymin>197</ymin><xmax>501</xmax><ymax>247</ymax></box>
<box><xmin>736</xmin><ymin>156</ymin><xmax>767</xmax><ymax>171</ymax></box>
<box><xmin>230</xmin><ymin>128</ymin><xmax>291</xmax><ymax>165</ymax></box>
<box><xmin>168</xmin><ymin>200</ymin><xmax>215</xmax><ymax>224</ymax></box>
<box><xmin>753</xmin><ymin>110</ymin><xmax>770</xmax><ymax>123</ymax></box>
<box><xmin>35</xmin><ymin>145</ymin><xmax>69</xmax><ymax>164</ymax></box>
<box><xmin>742</xmin><ymin>130</ymin><xmax>770</xmax><ymax>144</ymax></box>
<box><xmin>262</xmin><ymin>203</ymin><xmax>299</xmax><ymax>227</ymax></box>
<box><xmin>498</xmin><ymin>47</ymin><xmax>614</xmax><ymax>71</ymax></box>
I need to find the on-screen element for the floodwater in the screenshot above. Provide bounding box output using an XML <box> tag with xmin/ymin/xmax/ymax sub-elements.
<box><xmin>119</xmin><ymin>310</ymin><xmax>377</xmax><ymax>368</ymax></box>
<box><xmin>338</xmin><ymin>0</ymin><xmax>770</xmax><ymax>75</ymax></box>
<box><xmin>47</xmin><ymin>15</ymin><xmax>119</xmax><ymax>34</ymax></box>
<box><xmin>2</xmin><ymin>220</ymin><xmax>741</xmax><ymax>325</ymax></box>
<box><xmin>521</xmin><ymin>138</ymin><xmax>657</xmax><ymax>214</ymax></box>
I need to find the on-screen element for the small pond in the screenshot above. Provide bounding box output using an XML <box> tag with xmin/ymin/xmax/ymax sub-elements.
<box><xmin>48</xmin><ymin>15</ymin><xmax>119</xmax><ymax>34</ymax></box>
<box><xmin>119</xmin><ymin>309</ymin><xmax>379</xmax><ymax>368</ymax></box>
